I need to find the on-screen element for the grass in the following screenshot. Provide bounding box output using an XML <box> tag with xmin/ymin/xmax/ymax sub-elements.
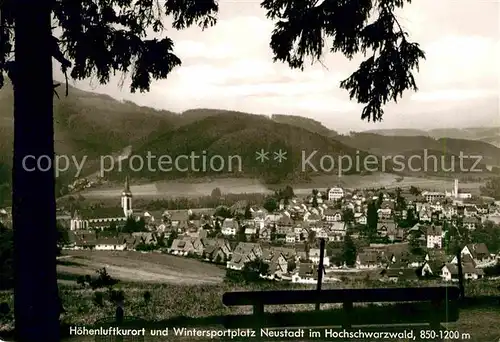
<box><xmin>57</xmin><ymin>251</ymin><xmax>225</xmax><ymax>285</ymax></box>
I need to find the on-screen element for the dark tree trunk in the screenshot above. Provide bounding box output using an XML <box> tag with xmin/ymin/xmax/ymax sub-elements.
<box><xmin>13</xmin><ymin>0</ymin><xmax>60</xmax><ymax>341</ymax></box>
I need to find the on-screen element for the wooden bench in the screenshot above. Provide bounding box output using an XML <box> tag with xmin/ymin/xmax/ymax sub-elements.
<box><xmin>222</xmin><ymin>286</ymin><xmax>460</xmax><ymax>336</ymax></box>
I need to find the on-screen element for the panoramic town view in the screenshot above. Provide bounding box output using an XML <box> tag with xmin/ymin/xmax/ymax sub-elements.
<box><xmin>0</xmin><ymin>0</ymin><xmax>499</xmax><ymax>341</ymax></box>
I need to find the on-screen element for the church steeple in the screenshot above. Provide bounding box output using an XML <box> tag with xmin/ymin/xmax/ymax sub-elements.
<box><xmin>123</xmin><ymin>175</ymin><xmax>132</xmax><ymax>195</ymax></box>
<box><xmin>121</xmin><ymin>176</ymin><xmax>133</xmax><ymax>217</ymax></box>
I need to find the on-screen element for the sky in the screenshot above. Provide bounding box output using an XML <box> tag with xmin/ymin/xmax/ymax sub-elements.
<box><xmin>54</xmin><ymin>0</ymin><xmax>500</xmax><ymax>133</ymax></box>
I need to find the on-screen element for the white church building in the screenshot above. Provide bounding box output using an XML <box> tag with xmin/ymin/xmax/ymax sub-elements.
<box><xmin>70</xmin><ymin>177</ymin><xmax>134</xmax><ymax>230</ymax></box>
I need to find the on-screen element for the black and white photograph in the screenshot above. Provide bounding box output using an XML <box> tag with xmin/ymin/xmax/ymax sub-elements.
<box><xmin>0</xmin><ymin>0</ymin><xmax>499</xmax><ymax>341</ymax></box>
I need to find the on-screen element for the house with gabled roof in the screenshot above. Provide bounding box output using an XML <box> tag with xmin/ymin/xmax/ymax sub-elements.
<box><xmin>226</xmin><ymin>242</ymin><xmax>263</xmax><ymax>270</ymax></box>
<box><xmin>441</xmin><ymin>263</ymin><xmax>484</xmax><ymax>281</ymax></box>
<box><xmin>451</xmin><ymin>243</ymin><xmax>493</xmax><ymax>266</ymax></box>
<box><xmin>356</xmin><ymin>251</ymin><xmax>383</xmax><ymax>269</ymax></box>
<box><xmin>291</xmin><ymin>263</ymin><xmax>323</xmax><ymax>283</ymax></box>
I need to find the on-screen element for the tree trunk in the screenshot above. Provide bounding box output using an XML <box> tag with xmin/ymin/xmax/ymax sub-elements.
<box><xmin>13</xmin><ymin>0</ymin><xmax>60</xmax><ymax>341</ymax></box>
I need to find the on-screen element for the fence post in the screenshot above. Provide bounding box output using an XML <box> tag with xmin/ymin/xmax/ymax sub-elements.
<box><xmin>456</xmin><ymin>252</ymin><xmax>465</xmax><ymax>299</ymax></box>
<box><xmin>116</xmin><ymin>306</ymin><xmax>124</xmax><ymax>342</ymax></box>
<box><xmin>315</xmin><ymin>238</ymin><xmax>325</xmax><ymax>311</ymax></box>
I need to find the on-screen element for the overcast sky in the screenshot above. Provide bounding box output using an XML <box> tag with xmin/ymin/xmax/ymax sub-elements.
<box><xmin>55</xmin><ymin>0</ymin><xmax>500</xmax><ymax>133</ymax></box>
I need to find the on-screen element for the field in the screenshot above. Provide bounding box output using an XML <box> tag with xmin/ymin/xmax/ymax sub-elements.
<box><xmin>57</xmin><ymin>251</ymin><xmax>225</xmax><ymax>285</ymax></box>
<box><xmin>79</xmin><ymin>173</ymin><xmax>485</xmax><ymax>199</ymax></box>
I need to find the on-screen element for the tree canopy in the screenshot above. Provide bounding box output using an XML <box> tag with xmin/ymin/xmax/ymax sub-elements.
<box><xmin>0</xmin><ymin>0</ymin><xmax>423</xmax><ymax>122</ymax></box>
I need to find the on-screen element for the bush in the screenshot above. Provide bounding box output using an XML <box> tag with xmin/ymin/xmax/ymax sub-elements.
<box><xmin>93</xmin><ymin>292</ymin><xmax>104</xmax><ymax>307</ymax></box>
<box><xmin>484</xmin><ymin>261</ymin><xmax>500</xmax><ymax>277</ymax></box>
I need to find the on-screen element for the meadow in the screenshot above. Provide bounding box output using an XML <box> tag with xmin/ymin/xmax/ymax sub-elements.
<box><xmin>57</xmin><ymin>251</ymin><xmax>225</xmax><ymax>285</ymax></box>
<box><xmin>79</xmin><ymin>173</ymin><xmax>485</xmax><ymax>200</ymax></box>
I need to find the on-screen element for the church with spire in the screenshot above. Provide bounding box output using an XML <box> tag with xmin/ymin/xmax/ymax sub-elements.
<box><xmin>70</xmin><ymin>177</ymin><xmax>135</xmax><ymax>230</ymax></box>
<box><xmin>121</xmin><ymin>175</ymin><xmax>133</xmax><ymax>217</ymax></box>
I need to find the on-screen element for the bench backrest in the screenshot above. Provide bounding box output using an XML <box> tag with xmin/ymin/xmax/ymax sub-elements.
<box><xmin>222</xmin><ymin>286</ymin><xmax>460</xmax><ymax>329</ymax></box>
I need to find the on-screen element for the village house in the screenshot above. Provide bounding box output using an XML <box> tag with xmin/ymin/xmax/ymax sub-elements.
<box><xmin>426</xmin><ymin>225</ymin><xmax>443</xmax><ymax>249</ymax></box>
<box><xmin>441</xmin><ymin>263</ymin><xmax>484</xmax><ymax>281</ymax></box>
<box><xmin>202</xmin><ymin>238</ymin><xmax>232</xmax><ymax>263</ymax></box>
<box><xmin>451</xmin><ymin>243</ymin><xmax>493</xmax><ymax>266</ymax></box>
<box><xmin>94</xmin><ymin>236</ymin><xmax>128</xmax><ymax>251</ymax></box>
<box><xmin>291</xmin><ymin>263</ymin><xmax>323</xmax><ymax>283</ymax></box>
<box><xmin>263</xmin><ymin>252</ymin><xmax>289</xmax><ymax>279</ymax></box>
<box><xmin>376</xmin><ymin>220</ymin><xmax>396</xmax><ymax>237</ymax></box>
<box><xmin>309</xmin><ymin>248</ymin><xmax>330</xmax><ymax>267</ymax></box>
<box><xmin>463</xmin><ymin>217</ymin><xmax>480</xmax><ymax>230</ymax></box>
<box><xmin>226</xmin><ymin>242</ymin><xmax>263</xmax><ymax>270</ymax></box>
<box><xmin>354</xmin><ymin>212</ymin><xmax>367</xmax><ymax>225</ymax></box>
<box><xmin>328</xmin><ymin>187</ymin><xmax>345</xmax><ymax>201</ymax></box>
<box><xmin>169</xmin><ymin>238</ymin><xmax>194</xmax><ymax>256</ymax></box>
<box><xmin>356</xmin><ymin>251</ymin><xmax>382</xmax><ymax>269</ymax></box>
<box><xmin>379</xmin><ymin>268</ymin><xmax>419</xmax><ymax>283</ymax></box>
<box><xmin>323</xmin><ymin>209</ymin><xmax>342</xmax><ymax>223</ymax></box>
<box><xmin>221</xmin><ymin>218</ymin><xmax>238</xmax><ymax>236</ymax></box>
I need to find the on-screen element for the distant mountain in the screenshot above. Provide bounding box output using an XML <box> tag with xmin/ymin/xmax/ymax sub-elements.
<box><xmin>362</xmin><ymin>129</ymin><xmax>428</xmax><ymax>136</ymax></box>
<box><xmin>361</xmin><ymin>127</ymin><xmax>500</xmax><ymax>147</ymax></box>
<box><xmin>271</xmin><ymin>114</ymin><xmax>339</xmax><ymax>137</ymax></box>
<box><xmin>337</xmin><ymin>133</ymin><xmax>500</xmax><ymax>168</ymax></box>
<box><xmin>0</xmin><ymin>81</ymin><xmax>496</xmax><ymax>207</ymax></box>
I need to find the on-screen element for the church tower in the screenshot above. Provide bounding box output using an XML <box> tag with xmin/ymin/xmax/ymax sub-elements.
<box><xmin>121</xmin><ymin>176</ymin><xmax>133</xmax><ymax>217</ymax></box>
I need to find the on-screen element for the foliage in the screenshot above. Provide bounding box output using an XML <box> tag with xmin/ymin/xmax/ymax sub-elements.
<box><xmin>263</xmin><ymin>197</ymin><xmax>278</xmax><ymax>213</ymax></box>
<box><xmin>408</xmin><ymin>230</ymin><xmax>424</xmax><ymax>255</ymax></box>
<box><xmin>77</xmin><ymin>268</ymin><xmax>119</xmax><ymax>290</ymax></box>
<box><xmin>122</xmin><ymin>217</ymin><xmax>147</xmax><ymax>234</ymax></box>
<box><xmin>214</xmin><ymin>206</ymin><xmax>233</xmax><ymax>219</ymax></box>
<box><xmin>225</xmin><ymin>258</ymin><xmax>270</xmax><ymax>284</ymax></box>
<box><xmin>365</xmin><ymin>201</ymin><xmax>378</xmax><ymax>238</ymax></box>
<box><xmin>480</xmin><ymin>177</ymin><xmax>500</xmax><ymax>200</ymax></box>
<box><xmin>483</xmin><ymin>261</ymin><xmax>500</xmax><ymax>277</ymax></box>
<box><xmin>409</xmin><ymin>186</ymin><xmax>421</xmax><ymax>196</ymax></box>
<box><xmin>166</xmin><ymin>230</ymin><xmax>178</xmax><ymax>248</ymax></box>
<box><xmin>342</xmin><ymin>208</ymin><xmax>355</xmax><ymax>225</ymax></box>
<box><xmin>210</xmin><ymin>188</ymin><xmax>222</xmax><ymax>200</ymax></box>
<box><xmin>261</xmin><ymin>0</ymin><xmax>424</xmax><ymax>121</ymax></box>
<box><xmin>470</xmin><ymin>221</ymin><xmax>500</xmax><ymax>254</ymax></box>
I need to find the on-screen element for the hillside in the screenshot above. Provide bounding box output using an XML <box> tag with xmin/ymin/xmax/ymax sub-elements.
<box><xmin>0</xmin><ymin>80</ymin><xmax>497</xmax><ymax>206</ymax></box>
<box><xmin>271</xmin><ymin>114</ymin><xmax>339</xmax><ymax>137</ymax></box>
<box><xmin>337</xmin><ymin>133</ymin><xmax>500</xmax><ymax>168</ymax></box>
<box><xmin>361</xmin><ymin>127</ymin><xmax>500</xmax><ymax>147</ymax></box>
<box><xmin>362</xmin><ymin>129</ymin><xmax>428</xmax><ymax>136</ymax></box>
<box><xmin>108</xmin><ymin>112</ymin><xmax>377</xmax><ymax>184</ymax></box>
<box><xmin>0</xmin><ymin>81</ymin><xmax>179</xmax><ymax>204</ymax></box>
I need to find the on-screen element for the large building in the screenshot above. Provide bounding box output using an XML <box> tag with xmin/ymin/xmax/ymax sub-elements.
<box><xmin>328</xmin><ymin>187</ymin><xmax>345</xmax><ymax>201</ymax></box>
<box><xmin>70</xmin><ymin>177</ymin><xmax>134</xmax><ymax>230</ymax></box>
